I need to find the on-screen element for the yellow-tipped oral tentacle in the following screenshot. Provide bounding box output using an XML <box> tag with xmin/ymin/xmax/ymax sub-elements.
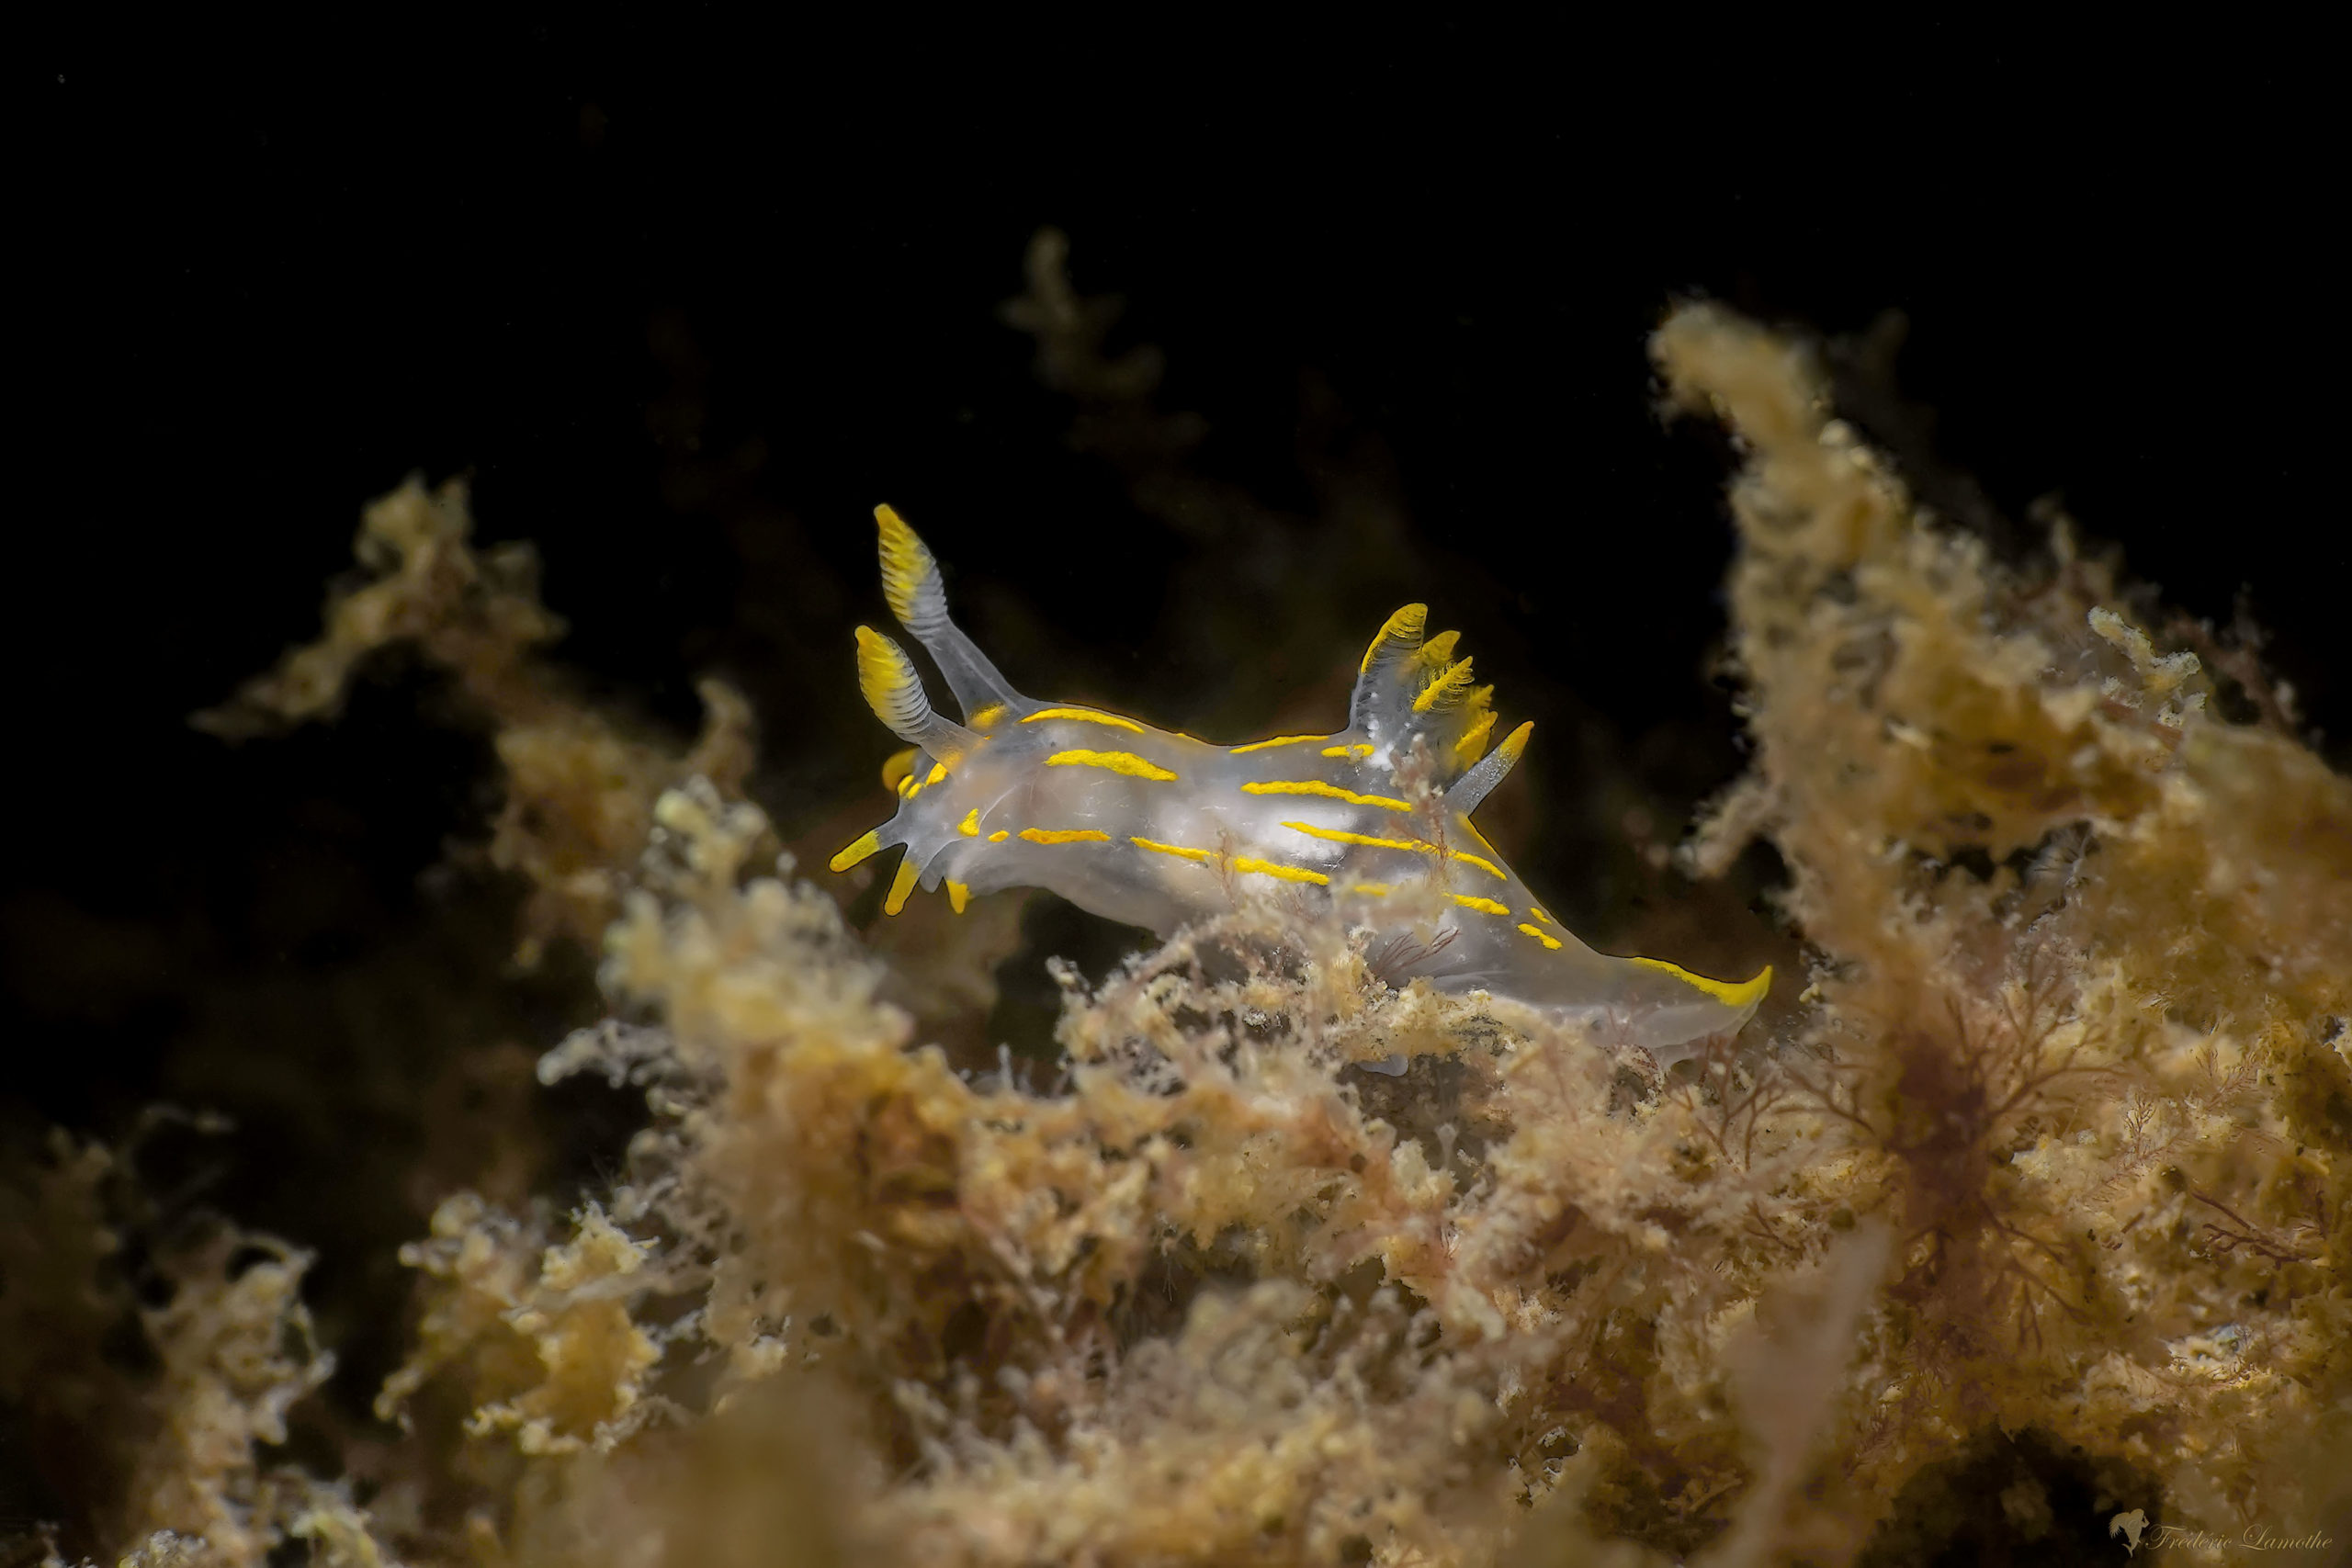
<box><xmin>884</xmin><ymin>855</ymin><xmax>922</xmax><ymax>916</ymax></box>
<box><xmin>830</xmin><ymin>830</ymin><xmax>882</xmax><ymax>873</ymax></box>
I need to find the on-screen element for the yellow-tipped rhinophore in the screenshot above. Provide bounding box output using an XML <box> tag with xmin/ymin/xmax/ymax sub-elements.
<box><xmin>855</xmin><ymin>626</ymin><xmax>923</xmax><ymax>731</ymax></box>
<box><xmin>874</xmin><ymin>503</ymin><xmax>937</xmax><ymax>629</ymax></box>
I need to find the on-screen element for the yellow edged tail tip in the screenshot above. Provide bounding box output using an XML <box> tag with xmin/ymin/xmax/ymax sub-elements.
<box><xmin>1629</xmin><ymin>956</ymin><xmax>1774</xmax><ymax>1012</ymax></box>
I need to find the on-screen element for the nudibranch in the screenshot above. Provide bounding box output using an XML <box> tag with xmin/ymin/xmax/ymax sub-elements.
<box><xmin>830</xmin><ymin>506</ymin><xmax>1770</xmax><ymax>1066</ymax></box>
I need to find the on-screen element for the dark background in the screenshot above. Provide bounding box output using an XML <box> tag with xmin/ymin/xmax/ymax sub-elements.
<box><xmin>9</xmin><ymin>13</ymin><xmax>2338</xmax><ymax>1484</ymax></box>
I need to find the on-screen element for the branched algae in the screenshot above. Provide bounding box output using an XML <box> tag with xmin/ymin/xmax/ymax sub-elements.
<box><xmin>5</xmin><ymin>290</ymin><xmax>2346</xmax><ymax>1567</ymax></box>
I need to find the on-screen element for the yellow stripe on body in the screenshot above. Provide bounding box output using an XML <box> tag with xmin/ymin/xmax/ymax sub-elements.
<box><xmin>989</xmin><ymin>830</ymin><xmax>1010</xmax><ymax>842</ymax></box>
<box><xmin>1046</xmin><ymin>749</ymin><xmax>1179</xmax><ymax>781</ymax></box>
<box><xmin>1280</xmin><ymin>820</ymin><xmax>1436</xmax><ymax>856</ymax></box>
<box><xmin>1231</xmin><ymin>857</ymin><xmax>1329</xmax><ymax>886</ymax></box>
<box><xmin>1320</xmin><ymin>742</ymin><xmax>1374</xmax><ymax>759</ymax></box>
<box><xmin>1451</xmin><ymin>894</ymin><xmax>1511</xmax><ymax>917</ymax></box>
<box><xmin>1241</xmin><ymin>780</ymin><xmax>1412</xmax><ymax>811</ymax></box>
<box><xmin>958</xmin><ymin>809</ymin><xmax>980</xmax><ymax>837</ymax></box>
<box><xmin>829</xmin><ymin>830</ymin><xmax>882</xmax><ymax>873</ymax></box>
<box><xmin>1517</xmin><ymin>922</ymin><xmax>1562</xmax><ymax>951</ymax></box>
<box><xmin>1229</xmin><ymin>734</ymin><xmax>1325</xmax><ymax>754</ymax></box>
<box><xmin>1021</xmin><ymin>706</ymin><xmax>1143</xmax><ymax>733</ymax></box>
<box><xmin>1019</xmin><ymin>828</ymin><xmax>1111</xmax><ymax>845</ymax></box>
<box><xmin>1627</xmin><ymin>957</ymin><xmax>1774</xmax><ymax>1010</ymax></box>
<box><xmin>1450</xmin><ymin>852</ymin><xmax>1506</xmax><ymax>881</ymax></box>
<box><xmin>885</xmin><ymin>857</ymin><xmax>922</xmax><ymax>915</ymax></box>
<box><xmin>1348</xmin><ymin>882</ymin><xmax>1392</xmax><ymax>897</ymax></box>
<box><xmin>970</xmin><ymin>703</ymin><xmax>1008</xmax><ymax>729</ymax></box>
<box><xmin>1131</xmin><ymin>836</ymin><xmax>1218</xmax><ymax>863</ymax></box>
<box><xmin>925</xmin><ymin>762</ymin><xmax>947</xmax><ymax>785</ymax></box>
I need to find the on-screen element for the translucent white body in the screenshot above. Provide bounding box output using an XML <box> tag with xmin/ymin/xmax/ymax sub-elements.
<box><xmin>833</xmin><ymin>508</ymin><xmax>1770</xmax><ymax>1065</ymax></box>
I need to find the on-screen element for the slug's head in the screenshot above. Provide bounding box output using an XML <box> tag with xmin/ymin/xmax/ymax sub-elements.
<box><xmin>828</xmin><ymin>507</ymin><xmax>1033</xmax><ymax>913</ymax></box>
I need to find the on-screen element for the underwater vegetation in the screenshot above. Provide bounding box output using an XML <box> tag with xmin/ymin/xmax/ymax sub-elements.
<box><xmin>4</xmin><ymin>254</ymin><xmax>2348</xmax><ymax>1567</ymax></box>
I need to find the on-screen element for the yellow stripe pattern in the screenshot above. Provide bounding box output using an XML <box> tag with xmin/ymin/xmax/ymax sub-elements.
<box><xmin>1451</xmin><ymin>894</ymin><xmax>1511</xmax><ymax>917</ymax></box>
<box><xmin>1232</xmin><ymin>857</ymin><xmax>1329</xmax><ymax>886</ymax></box>
<box><xmin>1132</xmin><ymin>836</ymin><xmax>1218</xmax><ymax>863</ymax></box>
<box><xmin>1022</xmin><ymin>706</ymin><xmax>1143</xmax><ymax>733</ymax></box>
<box><xmin>1241</xmin><ymin>780</ymin><xmax>1411</xmax><ymax>811</ymax></box>
<box><xmin>1229</xmin><ymin>734</ymin><xmax>1324</xmax><ymax>754</ymax></box>
<box><xmin>1517</xmin><ymin>922</ymin><xmax>1562</xmax><ymax>951</ymax></box>
<box><xmin>958</xmin><ymin>809</ymin><xmax>981</xmax><ymax>837</ymax></box>
<box><xmin>1019</xmin><ymin>828</ymin><xmax>1111</xmax><ymax>845</ymax></box>
<box><xmin>1282</xmin><ymin>820</ymin><xmax>1436</xmax><ymax>856</ymax></box>
<box><xmin>1046</xmin><ymin>749</ymin><xmax>1179</xmax><ymax>781</ymax></box>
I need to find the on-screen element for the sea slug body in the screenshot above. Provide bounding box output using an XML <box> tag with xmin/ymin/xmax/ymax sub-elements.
<box><xmin>831</xmin><ymin>506</ymin><xmax>1770</xmax><ymax>1065</ymax></box>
